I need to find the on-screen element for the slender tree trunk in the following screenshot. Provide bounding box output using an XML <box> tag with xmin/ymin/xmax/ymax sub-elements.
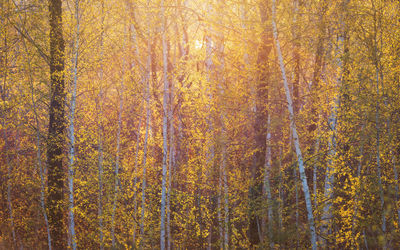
<box><xmin>321</xmin><ymin>1</ymin><xmax>348</xmax><ymax>245</ymax></box>
<box><xmin>222</xmin><ymin>142</ymin><xmax>229</xmax><ymax>250</ymax></box>
<box><xmin>313</xmin><ymin>120</ymin><xmax>320</xmax><ymax>211</ymax></box>
<box><xmin>67</xmin><ymin>1</ymin><xmax>79</xmax><ymax>248</ymax></box>
<box><xmin>2</xmin><ymin>110</ymin><xmax>16</xmax><ymax>249</ymax></box>
<box><xmin>130</xmin><ymin>18</ymin><xmax>142</xmax><ymax>248</ymax></box>
<box><xmin>160</xmin><ymin>0</ymin><xmax>169</xmax><ymax>248</ymax></box>
<box><xmin>47</xmin><ymin>0</ymin><xmax>66</xmax><ymax>248</ymax></box>
<box><xmin>204</xmin><ymin>1</ymin><xmax>216</xmax><ymax>247</ymax></box>
<box><xmin>372</xmin><ymin>2</ymin><xmax>386</xmax><ymax>246</ymax></box>
<box><xmin>351</xmin><ymin>123</ymin><xmax>365</xmax><ymax>245</ymax></box>
<box><xmin>23</xmin><ymin>38</ymin><xmax>52</xmax><ymax>249</ymax></box>
<box><xmin>140</xmin><ymin>1</ymin><xmax>152</xmax><ymax>245</ymax></box>
<box><xmin>132</xmin><ymin>109</ymin><xmax>142</xmax><ymax>248</ymax></box>
<box><xmin>321</xmin><ymin>89</ymin><xmax>338</xmax><ymax>244</ymax></box>
<box><xmin>166</xmin><ymin>38</ymin><xmax>175</xmax><ymax>250</ymax></box>
<box><xmin>111</xmin><ymin>22</ymin><xmax>126</xmax><ymax>249</ymax></box>
<box><xmin>393</xmin><ymin>155</ymin><xmax>400</xmax><ymax>227</ymax></box>
<box><xmin>271</xmin><ymin>1</ymin><xmax>317</xmax><ymax>249</ymax></box>
<box><xmin>263</xmin><ymin>113</ymin><xmax>273</xmax><ymax>248</ymax></box>
<box><xmin>249</xmin><ymin>1</ymin><xmax>273</xmax><ymax>246</ymax></box>
<box><xmin>278</xmin><ymin>146</ymin><xmax>283</xmax><ymax>231</ymax></box>
<box><xmin>1</xmin><ymin>14</ymin><xmax>17</xmax><ymax>247</ymax></box>
<box><xmin>97</xmin><ymin>2</ymin><xmax>105</xmax><ymax>248</ymax></box>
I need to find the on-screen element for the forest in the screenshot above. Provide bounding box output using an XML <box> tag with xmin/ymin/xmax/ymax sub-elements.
<box><xmin>1</xmin><ymin>0</ymin><xmax>400</xmax><ymax>249</ymax></box>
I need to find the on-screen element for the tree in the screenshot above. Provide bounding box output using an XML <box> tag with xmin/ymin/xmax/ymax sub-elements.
<box><xmin>47</xmin><ymin>0</ymin><xmax>66</xmax><ymax>248</ymax></box>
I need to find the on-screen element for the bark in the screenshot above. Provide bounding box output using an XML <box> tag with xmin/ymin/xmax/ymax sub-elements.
<box><xmin>2</xmin><ymin>105</ymin><xmax>16</xmax><ymax>249</ymax></box>
<box><xmin>132</xmin><ymin>109</ymin><xmax>142</xmax><ymax>248</ymax></box>
<box><xmin>263</xmin><ymin>114</ymin><xmax>273</xmax><ymax>248</ymax></box>
<box><xmin>97</xmin><ymin>2</ymin><xmax>105</xmax><ymax>248</ymax></box>
<box><xmin>160</xmin><ymin>0</ymin><xmax>169</xmax><ymax>248</ymax></box>
<box><xmin>140</xmin><ymin>1</ymin><xmax>152</xmax><ymax>245</ymax></box>
<box><xmin>129</xmin><ymin>8</ymin><xmax>142</xmax><ymax>247</ymax></box>
<box><xmin>166</xmin><ymin>29</ymin><xmax>175</xmax><ymax>250</ymax></box>
<box><xmin>271</xmin><ymin>1</ymin><xmax>317</xmax><ymax>249</ymax></box>
<box><xmin>67</xmin><ymin>1</ymin><xmax>79</xmax><ymax>248</ymax></box>
<box><xmin>47</xmin><ymin>0</ymin><xmax>66</xmax><ymax>248</ymax></box>
<box><xmin>1</xmin><ymin>11</ymin><xmax>17</xmax><ymax>247</ymax></box>
<box><xmin>22</xmin><ymin>36</ymin><xmax>52</xmax><ymax>249</ymax></box>
<box><xmin>321</xmin><ymin>0</ymin><xmax>348</xmax><ymax>245</ymax></box>
<box><xmin>222</xmin><ymin>142</ymin><xmax>229</xmax><ymax>250</ymax></box>
<box><xmin>205</xmin><ymin>2</ymin><xmax>216</xmax><ymax>248</ymax></box>
<box><xmin>394</xmin><ymin>155</ymin><xmax>400</xmax><ymax>227</ymax></box>
<box><xmin>372</xmin><ymin>2</ymin><xmax>386</xmax><ymax>245</ymax></box>
<box><xmin>249</xmin><ymin>1</ymin><xmax>273</xmax><ymax>246</ymax></box>
<box><xmin>111</xmin><ymin>22</ymin><xmax>126</xmax><ymax>249</ymax></box>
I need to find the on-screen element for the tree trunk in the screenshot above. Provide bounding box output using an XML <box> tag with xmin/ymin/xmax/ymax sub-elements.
<box><xmin>96</xmin><ymin>0</ymin><xmax>105</xmax><ymax>250</ymax></box>
<box><xmin>249</xmin><ymin>1</ymin><xmax>273</xmax><ymax>246</ymax></box>
<box><xmin>271</xmin><ymin>1</ymin><xmax>317</xmax><ymax>249</ymax></box>
<box><xmin>140</xmin><ymin>1</ymin><xmax>152</xmax><ymax>245</ymax></box>
<box><xmin>23</xmin><ymin>38</ymin><xmax>52</xmax><ymax>249</ymax></box>
<box><xmin>97</xmin><ymin>2</ymin><xmax>105</xmax><ymax>248</ymax></box>
<box><xmin>111</xmin><ymin>21</ymin><xmax>126</xmax><ymax>250</ymax></box>
<box><xmin>67</xmin><ymin>0</ymin><xmax>80</xmax><ymax>248</ymax></box>
<box><xmin>47</xmin><ymin>0</ymin><xmax>66</xmax><ymax>248</ymax></box>
<box><xmin>263</xmin><ymin>113</ymin><xmax>273</xmax><ymax>248</ymax></box>
<box><xmin>130</xmin><ymin>9</ymin><xmax>142</xmax><ymax>247</ymax></box>
<box><xmin>1</xmin><ymin>13</ymin><xmax>17</xmax><ymax>247</ymax></box>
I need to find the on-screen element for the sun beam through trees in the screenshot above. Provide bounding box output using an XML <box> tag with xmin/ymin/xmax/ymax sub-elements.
<box><xmin>1</xmin><ymin>0</ymin><xmax>400</xmax><ymax>249</ymax></box>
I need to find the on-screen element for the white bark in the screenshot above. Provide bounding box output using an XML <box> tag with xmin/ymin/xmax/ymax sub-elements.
<box><xmin>321</xmin><ymin>93</ymin><xmax>337</xmax><ymax>243</ymax></box>
<box><xmin>97</xmin><ymin>1</ymin><xmax>105</xmax><ymax>248</ymax></box>
<box><xmin>160</xmin><ymin>0</ymin><xmax>169</xmax><ymax>248</ymax></box>
<box><xmin>111</xmin><ymin>21</ymin><xmax>126</xmax><ymax>249</ymax></box>
<box><xmin>373</xmin><ymin>4</ymin><xmax>386</xmax><ymax>240</ymax></box>
<box><xmin>263</xmin><ymin>113</ymin><xmax>273</xmax><ymax>248</ymax></box>
<box><xmin>67</xmin><ymin>0</ymin><xmax>79</xmax><ymax>248</ymax></box>
<box><xmin>3</xmin><ymin>119</ymin><xmax>16</xmax><ymax>248</ymax></box>
<box><xmin>205</xmin><ymin>2</ymin><xmax>215</xmax><ymax>248</ymax></box>
<box><xmin>19</xmin><ymin>31</ymin><xmax>52</xmax><ymax>249</ymax></box>
<box><xmin>271</xmin><ymin>1</ymin><xmax>317</xmax><ymax>249</ymax></box>
<box><xmin>167</xmin><ymin>48</ymin><xmax>175</xmax><ymax>250</ymax></box>
<box><xmin>313</xmin><ymin>128</ymin><xmax>320</xmax><ymax>211</ymax></box>
<box><xmin>32</xmin><ymin>78</ymin><xmax>52</xmax><ymax>250</ymax></box>
<box><xmin>130</xmin><ymin>16</ymin><xmax>142</xmax><ymax>248</ymax></box>
<box><xmin>393</xmin><ymin>155</ymin><xmax>400</xmax><ymax>227</ymax></box>
<box><xmin>222</xmin><ymin>142</ymin><xmax>229</xmax><ymax>250</ymax></box>
<box><xmin>140</xmin><ymin>1</ymin><xmax>152</xmax><ymax>245</ymax></box>
<box><xmin>132</xmin><ymin>110</ymin><xmax>142</xmax><ymax>248</ymax></box>
<box><xmin>1</xmin><ymin>7</ymin><xmax>16</xmax><ymax>247</ymax></box>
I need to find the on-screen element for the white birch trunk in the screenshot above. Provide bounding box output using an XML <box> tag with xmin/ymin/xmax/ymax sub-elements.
<box><xmin>217</xmin><ymin>182</ymin><xmax>223</xmax><ymax>249</ymax></box>
<box><xmin>111</xmin><ymin>21</ymin><xmax>126</xmax><ymax>249</ymax></box>
<box><xmin>271</xmin><ymin>1</ymin><xmax>317</xmax><ymax>249</ymax></box>
<box><xmin>140</xmin><ymin>1</ymin><xmax>152</xmax><ymax>245</ymax></box>
<box><xmin>97</xmin><ymin>2</ymin><xmax>105</xmax><ymax>248</ymax></box>
<box><xmin>132</xmin><ymin>110</ymin><xmax>142</xmax><ymax>248</ymax></box>
<box><xmin>67</xmin><ymin>1</ymin><xmax>79</xmax><ymax>248</ymax></box>
<box><xmin>20</xmin><ymin>32</ymin><xmax>52</xmax><ymax>249</ymax></box>
<box><xmin>3</xmin><ymin>120</ymin><xmax>16</xmax><ymax>248</ymax></box>
<box><xmin>166</xmin><ymin>51</ymin><xmax>175</xmax><ymax>250</ymax></box>
<box><xmin>1</xmin><ymin>10</ymin><xmax>17</xmax><ymax>247</ymax></box>
<box><xmin>393</xmin><ymin>156</ymin><xmax>400</xmax><ymax>227</ymax></box>
<box><xmin>373</xmin><ymin>6</ymin><xmax>386</xmax><ymax>241</ymax></box>
<box><xmin>205</xmin><ymin>2</ymin><xmax>216</xmax><ymax>248</ymax></box>
<box><xmin>321</xmin><ymin>93</ymin><xmax>337</xmax><ymax>243</ymax></box>
<box><xmin>313</xmin><ymin>129</ymin><xmax>320</xmax><ymax>211</ymax></box>
<box><xmin>351</xmin><ymin>124</ymin><xmax>364</xmax><ymax>241</ymax></box>
<box><xmin>130</xmin><ymin>17</ymin><xmax>142</xmax><ymax>248</ymax></box>
<box><xmin>263</xmin><ymin>113</ymin><xmax>273</xmax><ymax>248</ymax></box>
<box><xmin>160</xmin><ymin>0</ymin><xmax>169</xmax><ymax>248</ymax></box>
<box><xmin>32</xmin><ymin>82</ymin><xmax>52</xmax><ymax>250</ymax></box>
